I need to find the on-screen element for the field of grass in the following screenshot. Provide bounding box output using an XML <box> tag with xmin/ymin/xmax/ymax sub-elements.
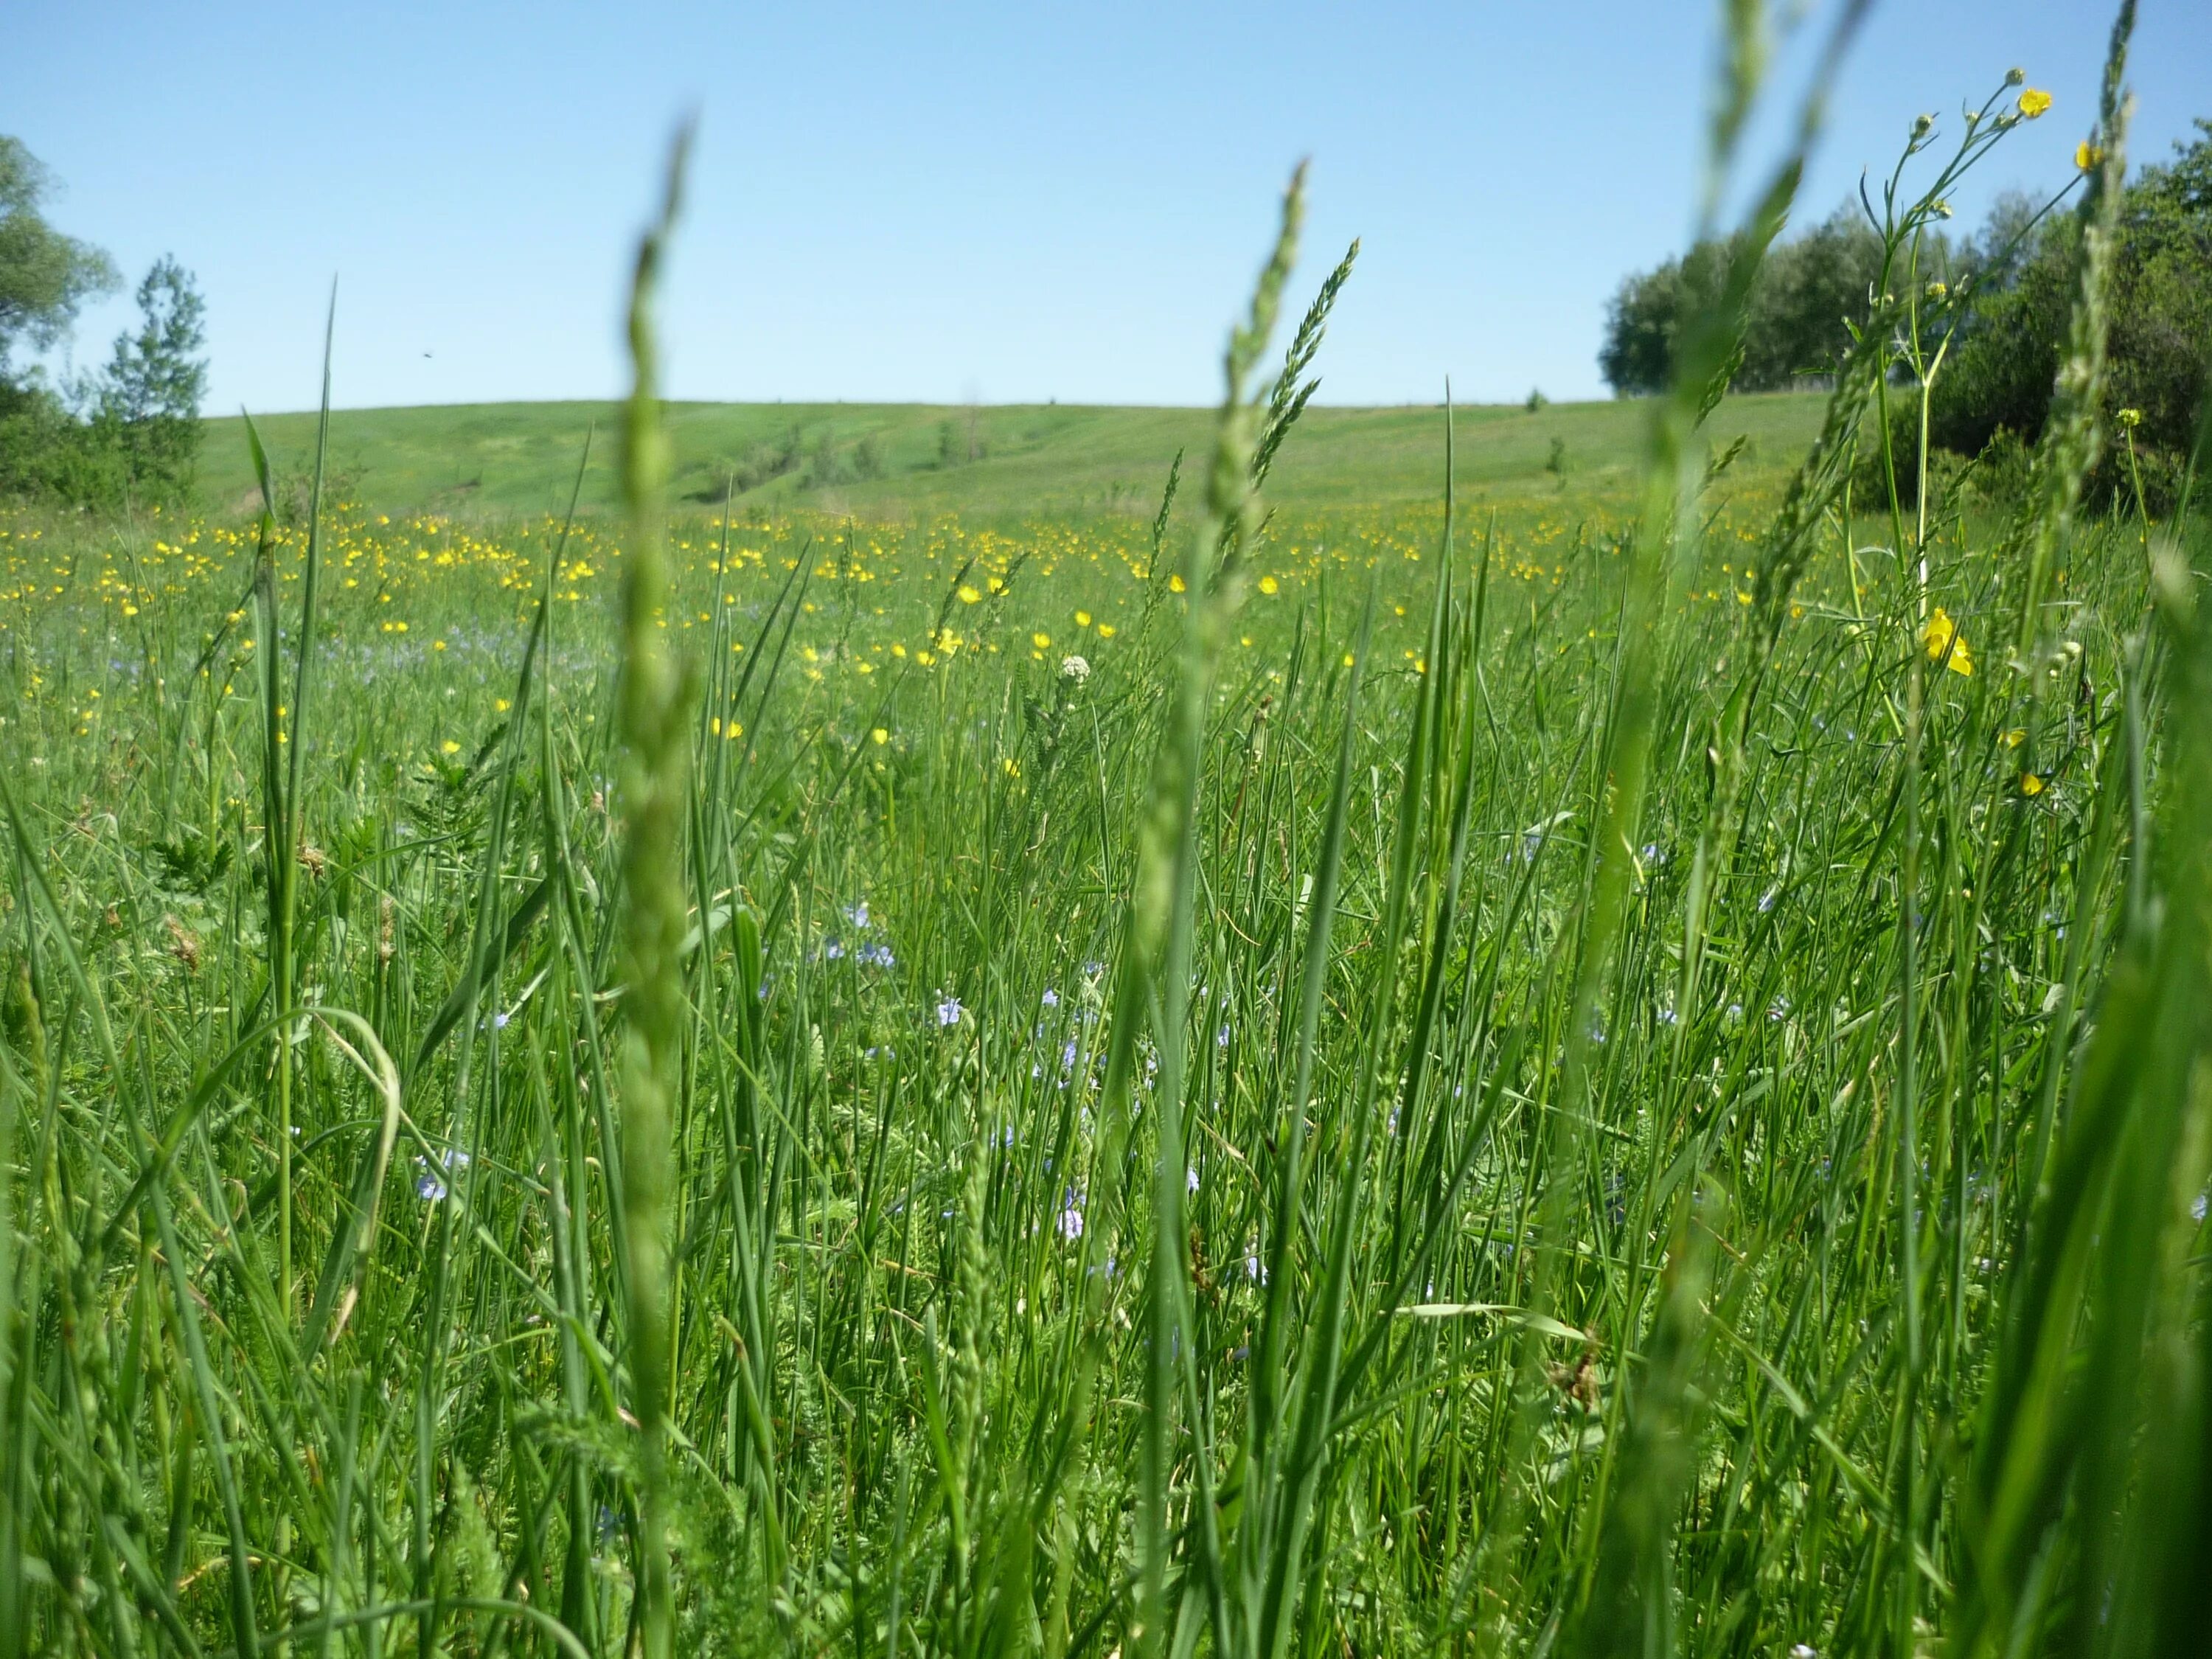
<box><xmin>4</xmin><ymin>18</ymin><xmax>2211</xmax><ymax>1659</ymax></box>
<box><xmin>194</xmin><ymin>392</ymin><xmax>1831</xmax><ymax>522</ymax></box>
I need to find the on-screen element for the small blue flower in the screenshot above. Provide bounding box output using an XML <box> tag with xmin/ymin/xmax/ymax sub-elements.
<box><xmin>413</xmin><ymin>1147</ymin><xmax>469</xmax><ymax>1203</ymax></box>
<box><xmin>1041</xmin><ymin>987</ymin><xmax>1060</xmax><ymax>1008</ymax></box>
<box><xmin>936</xmin><ymin>995</ymin><xmax>964</xmax><ymax>1028</ymax></box>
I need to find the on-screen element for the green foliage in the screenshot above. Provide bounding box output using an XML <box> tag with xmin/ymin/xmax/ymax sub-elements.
<box><xmin>1908</xmin><ymin>122</ymin><xmax>2209</xmax><ymax>507</ymax></box>
<box><xmin>1600</xmin><ymin>204</ymin><xmax>1888</xmax><ymax>395</ymax></box>
<box><xmin>0</xmin><ymin>139</ymin><xmax>209</xmax><ymax>509</ymax></box>
<box><xmin>94</xmin><ymin>255</ymin><xmax>209</xmax><ymax>501</ymax></box>
<box><xmin>0</xmin><ymin>135</ymin><xmax>116</xmax><ymax>369</ymax></box>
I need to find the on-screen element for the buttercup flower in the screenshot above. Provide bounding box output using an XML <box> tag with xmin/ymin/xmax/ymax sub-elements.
<box><xmin>2017</xmin><ymin>88</ymin><xmax>2052</xmax><ymax>118</ymax></box>
<box><xmin>1922</xmin><ymin>608</ymin><xmax>1973</xmax><ymax>676</ymax></box>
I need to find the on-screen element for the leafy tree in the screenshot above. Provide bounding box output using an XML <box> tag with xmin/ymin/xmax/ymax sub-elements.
<box><xmin>1599</xmin><ymin>260</ymin><xmax>1687</xmax><ymax>396</ymax></box>
<box><xmin>96</xmin><ymin>255</ymin><xmax>209</xmax><ymax>500</ymax></box>
<box><xmin>1930</xmin><ymin>121</ymin><xmax>2211</xmax><ymax>503</ymax></box>
<box><xmin>0</xmin><ymin>135</ymin><xmax>116</xmax><ymax>374</ymax></box>
<box><xmin>1739</xmin><ymin>206</ymin><xmax>1889</xmax><ymax>388</ymax></box>
<box><xmin>1599</xmin><ymin>204</ymin><xmax>1891</xmax><ymax>395</ymax></box>
<box><xmin>0</xmin><ymin>136</ymin><xmax>211</xmax><ymax>508</ymax></box>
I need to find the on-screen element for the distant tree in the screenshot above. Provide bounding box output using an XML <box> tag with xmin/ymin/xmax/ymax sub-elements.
<box><xmin>1927</xmin><ymin>121</ymin><xmax>2211</xmax><ymax>504</ymax></box>
<box><xmin>1598</xmin><ymin>261</ymin><xmax>1684</xmax><ymax>396</ymax></box>
<box><xmin>1739</xmin><ymin>205</ymin><xmax>1888</xmax><ymax>388</ymax></box>
<box><xmin>1599</xmin><ymin>204</ymin><xmax>1889</xmax><ymax>396</ymax></box>
<box><xmin>96</xmin><ymin>255</ymin><xmax>208</xmax><ymax>501</ymax></box>
<box><xmin>0</xmin><ymin>136</ymin><xmax>117</xmax><ymax>376</ymax></box>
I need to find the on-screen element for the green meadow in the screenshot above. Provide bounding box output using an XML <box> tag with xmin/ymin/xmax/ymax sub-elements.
<box><xmin>3</xmin><ymin>14</ymin><xmax>2211</xmax><ymax>1659</ymax></box>
<box><xmin>195</xmin><ymin>393</ymin><xmax>1829</xmax><ymax>521</ymax></box>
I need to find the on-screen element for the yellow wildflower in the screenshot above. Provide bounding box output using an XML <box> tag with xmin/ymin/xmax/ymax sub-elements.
<box><xmin>441</xmin><ymin>740</ymin><xmax>462</xmax><ymax>756</ymax></box>
<box><xmin>1169</xmin><ymin>573</ymin><xmax>1186</xmax><ymax>594</ymax></box>
<box><xmin>1032</xmin><ymin>632</ymin><xmax>1051</xmax><ymax>650</ymax></box>
<box><xmin>1258</xmin><ymin>574</ymin><xmax>1279</xmax><ymax>595</ymax></box>
<box><xmin>957</xmin><ymin>585</ymin><xmax>981</xmax><ymax>605</ymax></box>
<box><xmin>2017</xmin><ymin>88</ymin><xmax>2051</xmax><ymax>119</ymax></box>
<box><xmin>1922</xmin><ymin>608</ymin><xmax>1972</xmax><ymax>675</ymax></box>
<box><xmin>2076</xmin><ymin>140</ymin><xmax>2104</xmax><ymax>171</ymax></box>
<box><xmin>1096</xmin><ymin>623</ymin><xmax>1116</xmax><ymax>639</ymax></box>
<box><xmin>872</xmin><ymin>727</ymin><xmax>888</xmax><ymax>745</ymax></box>
<box><xmin>2021</xmin><ymin>773</ymin><xmax>2045</xmax><ymax>797</ymax></box>
<box><xmin>1074</xmin><ymin>610</ymin><xmax>1091</xmax><ymax>627</ymax></box>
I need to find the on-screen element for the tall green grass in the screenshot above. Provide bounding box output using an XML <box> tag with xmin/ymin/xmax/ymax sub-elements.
<box><xmin>2</xmin><ymin>3</ymin><xmax>2209</xmax><ymax>1655</ymax></box>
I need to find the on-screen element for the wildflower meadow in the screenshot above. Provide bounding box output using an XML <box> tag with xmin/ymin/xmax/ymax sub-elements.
<box><xmin>2</xmin><ymin>6</ymin><xmax>2210</xmax><ymax>1658</ymax></box>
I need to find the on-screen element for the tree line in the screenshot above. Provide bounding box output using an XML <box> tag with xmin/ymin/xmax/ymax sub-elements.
<box><xmin>1599</xmin><ymin>120</ymin><xmax>2211</xmax><ymax>503</ymax></box>
<box><xmin>1</xmin><ymin>136</ymin><xmax>209</xmax><ymax>509</ymax></box>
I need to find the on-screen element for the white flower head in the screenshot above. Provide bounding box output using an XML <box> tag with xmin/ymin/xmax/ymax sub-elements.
<box><xmin>1060</xmin><ymin>654</ymin><xmax>1091</xmax><ymax>683</ymax></box>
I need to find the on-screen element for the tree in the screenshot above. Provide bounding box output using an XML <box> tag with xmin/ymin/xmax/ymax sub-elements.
<box><xmin>98</xmin><ymin>255</ymin><xmax>209</xmax><ymax>500</ymax></box>
<box><xmin>1599</xmin><ymin>204</ymin><xmax>1891</xmax><ymax>396</ymax></box>
<box><xmin>1599</xmin><ymin>260</ymin><xmax>1686</xmax><ymax>396</ymax></box>
<box><xmin>1739</xmin><ymin>205</ymin><xmax>1888</xmax><ymax>389</ymax></box>
<box><xmin>0</xmin><ymin>136</ymin><xmax>116</xmax><ymax>375</ymax></box>
<box><xmin>1929</xmin><ymin>121</ymin><xmax>2212</xmax><ymax>503</ymax></box>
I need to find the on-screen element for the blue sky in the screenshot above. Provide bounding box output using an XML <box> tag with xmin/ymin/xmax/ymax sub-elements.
<box><xmin>7</xmin><ymin>1</ymin><xmax>2207</xmax><ymax>413</ymax></box>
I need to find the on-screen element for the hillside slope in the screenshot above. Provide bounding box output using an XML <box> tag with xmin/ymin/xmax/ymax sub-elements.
<box><xmin>198</xmin><ymin>393</ymin><xmax>1829</xmax><ymax>520</ymax></box>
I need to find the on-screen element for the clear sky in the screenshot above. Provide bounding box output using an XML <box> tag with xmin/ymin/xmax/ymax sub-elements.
<box><xmin>7</xmin><ymin>1</ymin><xmax>2207</xmax><ymax>414</ymax></box>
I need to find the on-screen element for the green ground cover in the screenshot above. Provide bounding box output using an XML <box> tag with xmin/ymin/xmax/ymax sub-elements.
<box><xmin>1</xmin><ymin>21</ymin><xmax>2208</xmax><ymax>1659</ymax></box>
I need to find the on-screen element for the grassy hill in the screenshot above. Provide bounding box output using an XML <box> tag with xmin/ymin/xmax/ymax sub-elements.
<box><xmin>198</xmin><ymin>392</ymin><xmax>1831</xmax><ymax>521</ymax></box>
